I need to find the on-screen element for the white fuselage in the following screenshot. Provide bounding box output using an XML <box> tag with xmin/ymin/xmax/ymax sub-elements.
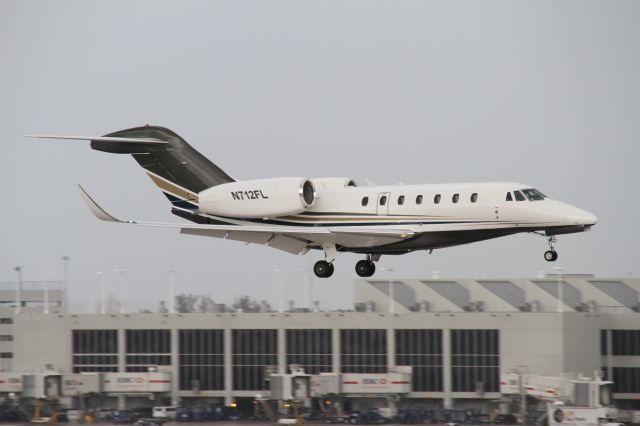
<box><xmin>312</xmin><ymin>182</ymin><xmax>593</xmax><ymax>226</ymax></box>
<box><xmin>195</xmin><ymin>180</ymin><xmax>597</xmax><ymax>253</ymax></box>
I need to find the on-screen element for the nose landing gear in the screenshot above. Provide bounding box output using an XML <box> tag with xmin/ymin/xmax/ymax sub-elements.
<box><xmin>544</xmin><ymin>236</ymin><xmax>559</xmax><ymax>262</ymax></box>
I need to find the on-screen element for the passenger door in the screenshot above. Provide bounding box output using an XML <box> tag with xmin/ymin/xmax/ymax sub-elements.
<box><xmin>377</xmin><ymin>192</ymin><xmax>390</xmax><ymax>215</ymax></box>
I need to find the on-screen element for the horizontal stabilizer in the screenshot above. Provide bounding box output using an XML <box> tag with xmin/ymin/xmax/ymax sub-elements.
<box><xmin>26</xmin><ymin>135</ymin><xmax>167</xmax><ymax>144</ymax></box>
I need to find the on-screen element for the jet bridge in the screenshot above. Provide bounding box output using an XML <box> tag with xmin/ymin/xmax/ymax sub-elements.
<box><xmin>500</xmin><ymin>372</ymin><xmax>612</xmax><ymax>406</ymax></box>
<box><xmin>270</xmin><ymin>366</ymin><xmax>412</xmax><ymax>418</ymax></box>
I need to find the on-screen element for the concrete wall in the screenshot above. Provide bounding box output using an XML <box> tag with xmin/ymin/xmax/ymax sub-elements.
<box><xmin>13</xmin><ymin>312</ymin><xmax>70</xmax><ymax>373</ymax></box>
<box><xmin>562</xmin><ymin>314</ymin><xmax>606</xmax><ymax>377</ymax></box>
<box><xmin>500</xmin><ymin>313</ymin><xmax>564</xmax><ymax>376</ymax></box>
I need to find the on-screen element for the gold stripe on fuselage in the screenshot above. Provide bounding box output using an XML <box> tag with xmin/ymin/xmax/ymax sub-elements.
<box><xmin>146</xmin><ymin>172</ymin><xmax>199</xmax><ymax>202</ymax></box>
<box><xmin>276</xmin><ymin>214</ymin><xmax>478</xmax><ymax>223</ymax></box>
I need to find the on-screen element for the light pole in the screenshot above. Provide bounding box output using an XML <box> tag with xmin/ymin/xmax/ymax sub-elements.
<box><xmin>516</xmin><ymin>365</ymin><xmax>528</xmax><ymax>423</ymax></box>
<box><xmin>274</xmin><ymin>269</ymin><xmax>285</xmax><ymax>313</ymax></box>
<box><xmin>13</xmin><ymin>267</ymin><xmax>22</xmax><ymax>315</ymax></box>
<box><xmin>166</xmin><ymin>268</ymin><xmax>176</xmax><ymax>314</ymax></box>
<box><xmin>43</xmin><ymin>270</ymin><xmax>52</xmax><ymax>314</ymax></box>
<box><xmin>380</xmin><ymin>267</ymin><xmax>395</xmax><ymax>313</ymax></box>
<box><xmin>61</xmin><ymin>256</ymin><xmax>70</xmax><ymax>313</ymax></box>
<box><xmin>553</xmin><ymin>266</ymin><xmax>564</xmax><ymax>313</ymax></box>
<box><xmin>97</xmin><ymin>272</ymin><xmax>106</xmax><ymax>314</ymax></box>
<box><xmin>518</xmin><ymin>365</ymin><xmax>528</xmax><ymax>424</ymax></box>
<box><xmin>114</xmin><ymin>269</ymin><xmax>127</xmax><ymax>314</ymax></box>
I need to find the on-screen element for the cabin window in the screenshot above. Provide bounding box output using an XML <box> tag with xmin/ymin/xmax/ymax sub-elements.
<box><xmin>380</xmin><ymin>195</ymin><xmax>387</xmax><ymax>206</ymax></box>
<box><xmin>416</xmin><ymin>195</ymin><xmax>423</xmax><ymax>205</ymax></box>
<box><xmin>514</xmin><ymin>190</ymin><xmax>526</xmax><ymax>201</ymax></box>
<box><xmin>398</xmin><ymin>195</ymin><xmax>405</xmax><ymax>205</ymax></box>
<box><xmin>506</xmin><ymin>192</ymin><xmax>513</xmax><ymax>201</ymax></box>
<box><xmin>471</xmin><ymin>193</ymin><xmax>478</xmax><ymax>203</ymax></box>
<box><xmin>361</xmin><ymin>197</ymin><xmax>369</xmax><ymax>207</ymax></box>
<box><xmin>452</xmin><ymin>193</ymin><xmax>459</xmax><ymax>203</ymax></box>
<box><xmin>434</xmin><ymin>194</ymin><xmax>441</xmax><ymax>204</ymax></box>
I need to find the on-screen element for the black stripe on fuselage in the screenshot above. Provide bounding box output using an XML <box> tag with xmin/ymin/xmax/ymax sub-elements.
<box><xmin>297</xmin><ymin>211</ymin><xmax>435</xmax><ymax>217</ymax></box>
<box><xmin>163</xmin><ymin>192</ymin><xmax>198</xmax><ymax>210</ymax></box>
<box><xmin>185</xmin><ymin>211</ymin><xmax>513</xmax><ymax>228</ymax></box>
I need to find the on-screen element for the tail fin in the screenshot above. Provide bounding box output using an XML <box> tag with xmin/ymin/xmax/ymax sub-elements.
<box><xmin>92</xmin><ymin>125</ymin><xmax>235</xmax><ymax>211</ymax></box>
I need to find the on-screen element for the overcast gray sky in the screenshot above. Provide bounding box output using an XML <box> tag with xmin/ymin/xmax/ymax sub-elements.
<box><xmin>1</xmin><ymin>1</ymin><xmax>639</xmax><ymax>312</ymax></box>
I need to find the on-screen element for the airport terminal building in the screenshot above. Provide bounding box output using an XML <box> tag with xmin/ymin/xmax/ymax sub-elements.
<box><xmin>0</xmin><ymin>274</ymin><xmax>639</xmax><ymax>413</ymax></box>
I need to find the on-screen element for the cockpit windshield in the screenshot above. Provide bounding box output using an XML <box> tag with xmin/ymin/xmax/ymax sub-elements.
<box><xmin>521</xmin><ymin>188</ymin><xmax>546</xmax><ymax>201</ymax></box>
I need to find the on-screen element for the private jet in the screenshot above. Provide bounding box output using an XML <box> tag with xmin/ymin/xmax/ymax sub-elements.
<box><xmin>31</xmin><ymin>126</ymin><xmax>597</xmax><ymax>278</ymax></box>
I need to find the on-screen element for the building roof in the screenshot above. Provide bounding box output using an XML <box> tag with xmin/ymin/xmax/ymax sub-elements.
<box><xmin>354</xmin><ymin>275</ymin><xmax>640</xmax><ymax>313</ymax></box>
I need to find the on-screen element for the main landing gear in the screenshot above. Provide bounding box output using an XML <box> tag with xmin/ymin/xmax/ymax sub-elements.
<box><xmin>314</xmin><ymin>243</ymin><xmax>337</xmax><ymax>278</ymax></box>
<box><xmin>355</xmin><ymin>254</ymin><xmax>379</xmax><ymax>277</ymax></box>
<box><xmin>544</xmin><ymin>236</ymin><xmax>559</xmax><ymax>262</ymax></box>
<box><xmin>355</xmin><ymin>260</ymin><xmax>375</xmax><ymax>277</ymax></box>
<box><xmin>313</xmin><ymin>244</ymin><xmax>381</xmax><ymax>278</ymax></box>
<box><xmin>313</xmin><ymin>260</ymin><xmax>334</xmax><ymax>278</ymax></box>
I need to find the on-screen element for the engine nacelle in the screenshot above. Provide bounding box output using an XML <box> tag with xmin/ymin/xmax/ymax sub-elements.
<box><xmin>198</xmin><ymin>177</ymin><xmax>316</xmax><ymax>218</ymax></box>
<box><xmin>311</xmin><ymin>177</ymin><xmax>357</xmax><ymax>190</ymax></box>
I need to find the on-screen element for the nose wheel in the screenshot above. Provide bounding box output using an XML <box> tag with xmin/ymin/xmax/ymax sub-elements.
<box><xmin>544</xmin><ymin>236</ymin><xmax>559</xmax><ymax>262</ymax></box>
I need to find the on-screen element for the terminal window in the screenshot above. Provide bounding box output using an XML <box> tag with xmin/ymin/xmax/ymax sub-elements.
<box><xmin>232</xmin><ymin>329</ymin><xmax>278</xmax><ymax>391</ymax></box>
<box><xmin>340</xmin><ymin>329</ymin><xmax>387</xmax><ymax>373</ymax></box>
<box><xmin>286</xmin><ymin>329</ymin><xmax>332</xmax><ymax>374</ymax></box>
<box><xmin>72</xmin><ymin>329</ymin><xmax>118</xmax><ymax>373</ymax></box>
<box><xmin>179</xmin><ymin>329</ymin><xmax>224</xmax><ymax>391</ymax></box>
<box><xmin>396</xmin><ymin>329</ymin><xmax>443</xmax><ymax>392</ymax></box>
<box><xmin>125</xmin><ymin>329</ymin><xmax>171</xmax><ymax>372</ymax></box>
<box><xmin>451</xmin><ymin>329</ymin><xmax>500</xmax><ymax>392</ymax></box>
<box><xmin>611</xmin><ymin>330</ymin><xmax>640</xmax><ymax>355</ymax></box>
<box><xmin>610</xmin><ymin>367</ymin><xmax>640</xmax><ymax>393</ymax></box>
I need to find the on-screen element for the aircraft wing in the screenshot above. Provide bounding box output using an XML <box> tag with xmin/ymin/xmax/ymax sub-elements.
<box><xmin>78</xmin><ymin>186</ymin><xmax>414</xmax><ymax>254</ymax></box>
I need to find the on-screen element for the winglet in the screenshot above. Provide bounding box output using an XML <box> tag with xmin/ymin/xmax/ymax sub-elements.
<box><xmin>77</xmin><ymin>185</ymin><xmax>123</xmax><ymax>222</ymax></box>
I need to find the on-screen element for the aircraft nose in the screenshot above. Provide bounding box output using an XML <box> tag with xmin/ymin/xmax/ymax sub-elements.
<box><xmin>571</xmin><ymin>208</ymin><xmax>598</xmax><ymax>226</ymax></box>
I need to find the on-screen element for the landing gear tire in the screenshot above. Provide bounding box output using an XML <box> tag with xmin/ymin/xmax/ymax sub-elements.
<box><xmin>326</xmin><ymin>262</ymin><xmax>334</xmax><ymax>277</ymax></box>
<box><xmin>314</xmin><ymin>260</ymin><xmax>334</xmax><ymax>278</ymax></box>
<box><xmin>544</xmin><ymin>236</ymin><xmax>559</xmax><ymax>262</ymax></box>
<box><xmin>544</xmin><ymin>250</ymin><xmax>558</xmax><ymax>262</ymax></box>
<box><xmin>355</xmin><ymin>260</ymin><xmax>376</xmax><ymax>277</ymax></box>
